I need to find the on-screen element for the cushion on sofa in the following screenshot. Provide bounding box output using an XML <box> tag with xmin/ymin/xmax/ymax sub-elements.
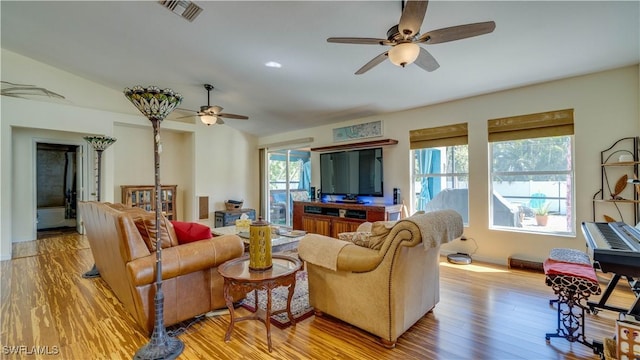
<box><xmin>356</xmin><ymin>222</ymin><xmax>372</xmax><ymax>232</ymax></box>
<box><xmin>338</xmin><ymin>231</ymin><xmax>372</xmax><ymax>247</ymax></box>
<box><xmin>171</xmin><ymin>221</ymin><xmax>213</xmax><ymax>244</ymax></box>
<box><xmin>337</xmin><ymin>221</ymin><xmax>394</xmax><ymax>250</ymax></box>
<box><xmin>133</xmin><ymin>213</ymin><xmax>177</xmax><ymax>251</ymax></box>
<box><xmin>368</xmin><ymin>221</ymin><xmax>394</xmax><ymax>250</ymax></box>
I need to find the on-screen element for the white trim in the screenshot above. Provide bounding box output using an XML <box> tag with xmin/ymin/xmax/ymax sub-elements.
<box><xmin>32</xmin><ymin>137</ymin><xmax>88</xmax><ymax>239</ymax></box>
<box><xmin>258</xmin><ymin>137</ymin><xmax>313</xmax><ymax>150</ymax></box>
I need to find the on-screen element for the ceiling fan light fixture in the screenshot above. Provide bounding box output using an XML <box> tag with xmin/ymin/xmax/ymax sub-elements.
<box><xmin>388</xmin><ymin>43</ymin><xmax>420</xmax><ymax>67</ymax></box>
<box><xmin>200</xmin><ymin>114</ymin><xmax>217</xmax><ymax>126</ymax></box>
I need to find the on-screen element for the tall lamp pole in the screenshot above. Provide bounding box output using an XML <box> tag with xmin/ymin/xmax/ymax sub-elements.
<box><xmin>124</xmin><ymin>86</ymin><xmax>184</xmax><ymax>360</ymax></box>
<box><xmin>81</xmin><ymin>135</ymin><xmax>117</xmax><ymax>279</ymax></box>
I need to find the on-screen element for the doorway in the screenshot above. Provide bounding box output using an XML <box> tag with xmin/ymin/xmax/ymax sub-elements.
<box><xmin>35</xmin><ymin>142</ymin><xmax>82</xmax><ymax>238</ymax></box>
<box><xmin>267</xmin><ymin>149</ymin><xmax>311</xmax><ymax>226</ymax></box>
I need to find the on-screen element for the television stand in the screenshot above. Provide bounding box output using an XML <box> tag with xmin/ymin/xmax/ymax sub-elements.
<box><xmin>292</xmin><ymin>201</ymin><xmax>403</xmax><ymax>238</ymax></box>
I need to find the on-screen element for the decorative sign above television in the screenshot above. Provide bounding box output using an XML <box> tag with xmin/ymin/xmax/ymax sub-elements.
<box><xmin>332</xmin><ymin>120</ymin><xmax>382</xmax><ymax>142</ymax></box>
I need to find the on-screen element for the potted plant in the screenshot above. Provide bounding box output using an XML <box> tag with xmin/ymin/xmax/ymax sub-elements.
<box><xmin>535</xmin><ymin>202</ymin><xmax>551</xmax><ymax>226</ymax></box>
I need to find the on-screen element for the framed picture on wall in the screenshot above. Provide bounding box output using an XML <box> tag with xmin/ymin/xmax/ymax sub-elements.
<box><xmin>332</xmin><ymin>120</ymin><xmax>382</xmax><ymax>142</ymax></box>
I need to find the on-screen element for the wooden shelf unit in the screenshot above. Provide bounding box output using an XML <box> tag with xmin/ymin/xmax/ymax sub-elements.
<box><xmin>292</xmin><ymin>201</ymin><xmax>402</xmax><ymax>238</ymax></box>
<box><xmin>121</xmin><ymin>185</ymin><xmax>177</xmax><ymax>220</ymax></box>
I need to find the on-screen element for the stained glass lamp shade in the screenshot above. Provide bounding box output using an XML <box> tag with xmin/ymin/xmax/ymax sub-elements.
<box><xmin>124</xmin><ymin>86</ymin><xmax>184</xmax><ymax>360</ymax></box>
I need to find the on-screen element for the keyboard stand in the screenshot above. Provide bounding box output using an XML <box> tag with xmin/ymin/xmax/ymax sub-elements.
<box><xmin>587</xmin><ymin>273</ymin><xmax>640</xmax><ymax>320</ymax></box>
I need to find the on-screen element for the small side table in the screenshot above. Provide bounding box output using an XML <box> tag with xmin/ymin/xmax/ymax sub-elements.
<box><xmin>218</xmin><ymin>254</ymin><xmax>302</xmax><ymax>352</ymax></box>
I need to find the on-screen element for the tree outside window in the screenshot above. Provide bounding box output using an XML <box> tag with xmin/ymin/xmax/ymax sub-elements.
<box><xmin>490</xmin><ymin>135</ymin><xmax>574</xmax><ymax>234</ymax></box>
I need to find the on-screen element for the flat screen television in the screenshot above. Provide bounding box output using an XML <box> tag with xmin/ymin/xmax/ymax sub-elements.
<box><xmin>320</xmin><ymin>147</ymin><xmax>383</xmax><ymax>197</ymax></box>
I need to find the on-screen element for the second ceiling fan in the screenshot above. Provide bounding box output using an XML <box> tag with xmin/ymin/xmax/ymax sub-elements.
<box><xmin>327</xmin><ymin>0</ymin><xmax>496</xmax><ymax>74</ymax></box>
<box><xmin>192</xmin><ymin>84</ymin><xmax>248</xmax><ymax>126</ymax></box>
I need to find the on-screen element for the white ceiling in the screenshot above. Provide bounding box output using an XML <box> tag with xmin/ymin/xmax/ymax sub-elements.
<box><xmin>2</xmin><ymin>1</ymin><xmax>638</xmax><ymax>136</ymax></box>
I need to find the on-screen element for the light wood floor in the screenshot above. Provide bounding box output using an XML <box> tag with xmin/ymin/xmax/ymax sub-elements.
<box><xmin>2</xmin><ymin>232</ymin><xmax>636</xmax><ymax>359</ymax></box>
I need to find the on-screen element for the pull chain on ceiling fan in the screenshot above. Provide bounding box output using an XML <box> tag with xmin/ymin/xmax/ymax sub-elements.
<box><xmin>327</xmin><ymin>0</ymin><xmax>496</xmax><ymax>74</ymax></box>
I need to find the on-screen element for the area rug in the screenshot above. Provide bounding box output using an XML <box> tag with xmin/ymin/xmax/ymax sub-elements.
<box><xmin>240</xmin><ymin>270</ymin><xmax>313</xmax><ymax>329</ymax></box>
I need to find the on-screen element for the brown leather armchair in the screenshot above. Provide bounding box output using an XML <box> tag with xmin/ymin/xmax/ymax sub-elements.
<box><xmin>79</xmin><ymin>201</ymin><xmax>244</xmax><ymax>333</ymax></box>
<box><xmin>298</xmin><ymin>210</ymin><xmax>463</xmax><ymax>348</ymax></box>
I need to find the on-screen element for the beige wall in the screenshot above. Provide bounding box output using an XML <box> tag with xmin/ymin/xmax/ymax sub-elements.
<box><xmin>113</xmin><ymin>124</ymin><xmax>193</xmax><ymax>220</ymax></box>
<box><xmin>0</xmin><ymin>49</ymin><xmax>258</xmax><ymax>260</ymax></box>
<box><xmin>258</xmin><ymin>65</ymin><xmax>640</xmax><ymax>265</ymax></box>
<box><xmin>2</xmin><ymin>47</ymin><xmax>638</xmax><ymax>264</ymax></box>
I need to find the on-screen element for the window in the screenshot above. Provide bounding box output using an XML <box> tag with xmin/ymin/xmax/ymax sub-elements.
<box><xmin>488</xmin><ymin>109</ymin><xmax>575</xmax><ymax>235</ymax></box>
<box><xmin>410</xmin><ymin>123</ymin><xmax>469</xmax><ymax>223</ymax></box>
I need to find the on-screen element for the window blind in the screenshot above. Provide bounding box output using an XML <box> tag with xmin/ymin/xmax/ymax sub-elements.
<box><xmin>409</xmin><ymin>122</ymin><xmax>468</xmax><ymax>150</ymax></box>
<box><xmin>487</xmin><ymin>109</ymin><xmax>574</xmax><ymax>142</ymax></box>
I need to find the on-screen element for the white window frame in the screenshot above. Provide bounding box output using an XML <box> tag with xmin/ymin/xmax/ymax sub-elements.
<box><xmin>412</xmin><ymin>145</ymin><xmax>469</xmax><ymax>224</ymax></box>
<box><xmin>489</xmin><ymin>135</ymin><xmax>575</xmax><ymax>236</ymax></box>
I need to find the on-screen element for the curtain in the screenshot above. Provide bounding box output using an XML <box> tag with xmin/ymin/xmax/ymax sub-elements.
<box><xmin>298</xmin><ymin>160</ymin><xmax>311</xmax><ymax>190</ymax></box>
<box><xmin>416</xmin><ymin>149</ymin><xmax>441</xmax><ymax>210</ymax></box>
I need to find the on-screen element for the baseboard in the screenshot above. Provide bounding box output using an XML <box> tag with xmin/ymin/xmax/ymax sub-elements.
<box><xmin>440</xmin><ymin>250</ymin><xmax>536</xmax><ymax>269</ymax></box>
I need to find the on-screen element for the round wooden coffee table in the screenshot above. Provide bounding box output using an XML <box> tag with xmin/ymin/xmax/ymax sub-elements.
<box><xmin>218</xmin><ymin>254</ymin><xmax>302</xmax><ymax>352</ymax></box>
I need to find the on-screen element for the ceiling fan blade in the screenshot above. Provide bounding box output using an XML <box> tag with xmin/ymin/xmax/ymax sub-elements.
<box><xmin>327</xmin><ymin>37</ymin><xmax>391</xmax><ymax>46</ymax></box>
<box><xmin>414</xmin><ymin>47</ymin><xmax>440</xmax><ymax>72</ymax></box>
<box><xmin>355</xmin><ymin>51</ymin><xmax>389</xmax><ymax>75</ymax></box>
<box><xmin>418</xmin><ymin>21</ymin><xmax>496</xmax><ymax>44</ymax></box>
<box><xmin>218</xmin><ymin>113</ymin><xmax>248</xmax><ymax>120</ymax></box>
<box><xmin>398</xmin><ymin>0</ymin><xmax>428</xmax><ymax>39</ymax></box>
<box><xmin>174</xmin><ymin>107</ymin><xmax>197</xmax><ymax>119</ymax></box>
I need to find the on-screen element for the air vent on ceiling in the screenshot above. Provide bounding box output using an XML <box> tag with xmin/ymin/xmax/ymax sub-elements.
<box><xmin>158</xmin><ymin>0</ymin><xmax>202</xmax><ymax>22</ymax></box>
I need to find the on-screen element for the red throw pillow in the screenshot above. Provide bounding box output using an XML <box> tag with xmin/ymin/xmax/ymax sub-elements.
<box><xmin>170</xmin><ymin>221</ymin><xmax>212</xmax><ymax>244</ymax></box>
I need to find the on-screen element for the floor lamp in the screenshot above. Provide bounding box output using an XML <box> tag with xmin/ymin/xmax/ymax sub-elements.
<box><xmin>124</xmin><ymin>86</ymin><xmax>184</xmax><ymax>360</ymax></box>
<box><xmin>82</xmin><ymin>135</ymin><xmax>116</xmax><ymax>279</ymax></box>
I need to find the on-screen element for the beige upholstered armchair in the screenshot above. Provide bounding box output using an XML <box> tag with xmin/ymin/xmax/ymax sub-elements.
<box><xmin>298</xmin><ymin>210</ymin><xmax>463</xmax><ymax>348</ymax></box>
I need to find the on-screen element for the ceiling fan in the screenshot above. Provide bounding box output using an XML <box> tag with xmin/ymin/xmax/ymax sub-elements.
<box><xmin>183</xmin><ymin>84</ymin><xmax>248</xmax><ymax>125</ymax></box>
<box><xmin>327</xmin><ymin>0</ymin><xmax>496</xmax><ymax>74</ymax></box>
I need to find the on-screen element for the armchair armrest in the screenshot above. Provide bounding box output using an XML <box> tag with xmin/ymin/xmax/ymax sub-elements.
<box><xmin>127</xmin><ymin>234</ymin><xmax>244</xmax><ymax>286</ymax></box>
<box><xmin>336</xmin><ymin>245</ymin><xmax>383</xmax><ymax>272</ymax></box>
<box><xmin>299</xmin><ymin>234</ymin><xmax>383</xmax><ymax>273</ymax></box>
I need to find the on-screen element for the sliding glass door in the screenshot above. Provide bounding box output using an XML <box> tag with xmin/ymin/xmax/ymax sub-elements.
<box><xmin>267</xmin><ymin>149</ymin><xmax>311</xmax><ymax>226</ymax></box>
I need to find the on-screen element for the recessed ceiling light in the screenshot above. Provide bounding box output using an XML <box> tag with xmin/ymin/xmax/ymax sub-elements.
<box><xmin>265</xmin><ymin>61</ymin><xmax>282</xmax><ymax>68</ymax></box>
